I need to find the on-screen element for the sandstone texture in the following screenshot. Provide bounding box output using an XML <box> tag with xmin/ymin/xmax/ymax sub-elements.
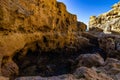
<box><xmin>0</xmin><ymin>0</ymin><xmax>120</xmax><ymax>80</ymax></box>
<box><xmin>86</xmin><ymin>2</ymin><xmax>120</xmax><ymax>79</ymax></box>
<box><xmin>0</xmin><ymin>0</ymin><xmax>77</xmax><ymax>57</ymax></box>
<box><xmin>89</xmin><ymin>2</ymin><xmax>120</xmax><ymax>34</ymax></box>
<box><xmin>88</xmin><ymin>1</ymin><xmax>120</xmax><ymax>60</ymax></box>
<box><xmin>0</xmin><ymin>0</ymin><xmax>88</xmax><ymax>79</ymax></box>
<box><xmin>77</xmin><ymin>22</ymin><xmax>87</xmax><ymax>31</ymax></box>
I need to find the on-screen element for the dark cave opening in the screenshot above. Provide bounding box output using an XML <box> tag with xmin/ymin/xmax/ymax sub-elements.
<box><xmin>13</xmin><ymin>45</ymin><xmax>78</xmax><ymax>77</ymax></box>
<box><xmin>13</xmin><ymin>40</ymin><xmax>107</xmax><ymax>77</ymax></box>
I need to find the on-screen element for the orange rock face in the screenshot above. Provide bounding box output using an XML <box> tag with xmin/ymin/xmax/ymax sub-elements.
<box><xmin>0</xmin><ymin>0</ymin><xmax>77</xmax><ymax>32</ymax></box>
<box><xmin>0</xmin><ymin>0</ymin><xmax>87</xmax><ymax>78</ymax></box>
<box><xmin>0</xmin><ymin>0</ymin><xmax>83</xmax><ymax>58</ymax></box>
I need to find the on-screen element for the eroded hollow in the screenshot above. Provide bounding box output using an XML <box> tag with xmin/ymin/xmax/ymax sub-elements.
<box><xmin>13</xmin><ymin>41</ymin><xmax>78</xmax><ymax>77</ymax></box>
<box><xmin>13</xmin><ymin>39</ymin><xmax>106</xmax><ymax>77</ymax></box>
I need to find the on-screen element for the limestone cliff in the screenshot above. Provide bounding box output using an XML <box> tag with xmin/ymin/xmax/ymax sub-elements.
<box><xmin>0</xmin><ymin>0</ymin><xmax>76</xmax><ymax>59</ymax></box>
<box><xmin>88</xmin><ymin>2</ymin><xmax>120</xmax><ymax>73</ymax></box>
<box><xmin>89</xmin><ymin>2</ymin><xmax>120</xmax><ymax>34</ymax></box>
<box><xmin>0</xmin><ymin>0</ymin><xmax>87</xmax><ymax>78</ymax></box>
<box><xmin>0</xmin><ymin>0</ymin><xmax>88</xmax><ymax>55</ymax></box>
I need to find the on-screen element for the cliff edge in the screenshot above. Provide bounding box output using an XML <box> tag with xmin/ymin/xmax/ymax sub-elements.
<box><xmin>89</xmin><ymin>2</ymin><xmax>120</xmax><ymax>34</ymax></box>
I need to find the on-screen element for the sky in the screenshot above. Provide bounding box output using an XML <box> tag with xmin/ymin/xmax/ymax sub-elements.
<box><xmin>57</xmin><ymin>0</ymin><xmax>119</xmax><ymax>25</ymax></box>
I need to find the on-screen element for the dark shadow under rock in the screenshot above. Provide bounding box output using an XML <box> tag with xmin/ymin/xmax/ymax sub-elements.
<box><xmin>13</xmin><ymin>41</ymin><xmax>78</xmax><ymax>77</ymax></box>
<box><xmin>12</xmin><ymin>39</ymin><xmax>107</xmax><ymax>78</ymax></box>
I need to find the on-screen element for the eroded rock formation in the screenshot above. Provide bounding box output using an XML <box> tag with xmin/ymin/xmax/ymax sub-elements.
<box><xmin>77</xmin><ymin>21</ymin><xmax>87</xmax><ymax>31</ymax></box>
<box><xmin>0</xmin><ymin>0</ymin><xmax>87</xmax><ymax>79</ymax></box>
<box><xmin>76</xmin><ymin>53</ymin><xmax>104</xmax><ymax>68</ymax></box>
<box><xmin>89</xmin><ymin>2</ymin><xmax>120</xmax><ymax>34</ymax></box>
<box><xmin>0</xmin><ymin>0</ymin><xmax>120</xmax><ymax>80</ymax></box>
<box><xmin>88</xmin><ymin>1</ymin><xmax>120</xmax><ymax>60</ymax></box>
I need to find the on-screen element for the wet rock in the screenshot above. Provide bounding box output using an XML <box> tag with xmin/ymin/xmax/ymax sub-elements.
<box><xmin>76</xmin><ymin>53</ymin><xmax>104</xmax><ymax>67</ymax></box>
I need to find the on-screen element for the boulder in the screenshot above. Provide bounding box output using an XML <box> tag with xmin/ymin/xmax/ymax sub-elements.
<box><xmin>76</xmin><ymin>53</ymin><xmax>104</xmax><ymax>67</ymax></box>
<box><xmin>98</xmin><ymin>34</ymin><xmax>120</xmax><ymax>59</ymax></box>
<box><xmin>73</xmin><ymin>67</ymin><xmax>113</xmax><ymax>80</ymax></box>
<box><xmin>1</xmin><ymin>60</ymin><xmax>19</xmax><ymax>77</ymax></box>
<box><xmin>97</xmin><ymin>58</ymin><xmax>120</xmax><ymax>79</ymax></box>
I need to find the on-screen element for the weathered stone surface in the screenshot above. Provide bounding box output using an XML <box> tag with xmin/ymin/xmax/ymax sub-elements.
<box><xmin>73</xmin><ymin>67</ymin><xmax>113</xmax><ymax>80</ymax></box>
<box><xmin>89</xmin><ymin>2</ymin><xmax>120</xmax><ymax>34</ymax></box>
<box><xmin>98</xmin><ymin>37</ymin><xmax>115</xmax><ymax>53</ymax></box>
<box><xmin>81</xmin><ymin>32</ymin><xmax>98</xmax><ymax>45</ymax></box>
<box><xmin>11</xmin><ymin>35</ymin><xmax>93</xmax><ymax>77</ymax></box>
<box><xmin>0</xmin><ymin>0</ymin><xmax>87</xmax><ymax>78</ymax></box>
<box><xmin>0</xmin><ymin>0</ymin><xmax>76</xmax><ymax>32</ymax></box>
<box><xmin>77</xmin><ymin>22</ymin><xmax>87</xmax><ymax>31</ymax></box>
<box><xmin>0</xmin><ymin>0</ymin><xmax>78</xmax><ymax>56</ymax></box>
<box><xmin>1</xmin><ymin>60</ymin><xmax>19</xmax><ymax>77</ymax></box>
<box><xmin>1</xmin><ymin>0</ymin><xmax>120</xmax><ymax>80</ymax></box>
<box><xmin>15</xmin><ymin>74</ymin><xmax>76</xmax><ymax>80</ymax></box>
<box><xmin>0</xmin><ymin>76</ymin><xmax>9</xmax><ymax>80</ymax></box>
<box><xmin>15</xmin><ymin>65</ymin><xmax>116</xmax><ymax>80</ymax></box>
<box><xmin>97</xmin><ymin>58</ymin><xmax>120</xmax><ymax>80</ymax></box>
<box><xmin>76</xmin><ymin>53</ymin><xmax>104</xmax><ymax>67</ymax></box>
<box><xmin>98</xmin><ymin>34</ymin><xmax>120</xmax><ymax>59</ymax></box>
